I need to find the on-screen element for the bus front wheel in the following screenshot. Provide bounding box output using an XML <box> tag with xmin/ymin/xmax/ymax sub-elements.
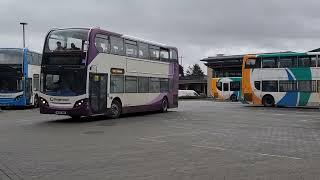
<box><xmin>109</xmin><ymin>100</ymin><xmax>122</xmax><ymax>119</ymax></box>
<box><xmin>262</xmin><ymin>95</ymin><xmax>275</xmax><ymax>107</ymax></box>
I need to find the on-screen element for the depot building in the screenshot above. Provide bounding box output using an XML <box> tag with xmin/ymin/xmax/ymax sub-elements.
<box><xmin>201</xmin><ymin>54</ymin><xmax>244</xmax><ymax>97</ymax></box>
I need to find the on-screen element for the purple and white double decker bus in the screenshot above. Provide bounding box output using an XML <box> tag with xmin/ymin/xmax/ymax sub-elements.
<box><xmin>39</xmin><ymin>28</ymin><xmax>179</xmax><ymax>118</ymax></box>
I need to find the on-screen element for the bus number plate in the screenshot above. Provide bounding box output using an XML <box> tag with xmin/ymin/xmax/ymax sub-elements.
<box><xmin>55</xmin><ymin>111</ymin><xmax>67</xmax><ymax>115</ymax></box>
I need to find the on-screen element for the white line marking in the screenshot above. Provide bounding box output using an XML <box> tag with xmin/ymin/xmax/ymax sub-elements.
<box><xmin>138</xmin><ymin>138</ymin><xmax>167</xmax><ymax>143</ymax></box>
<box><xmin>138</xmin><ymin>138</ymin><xmax>303</xmax><ymax>160</ymax></box>
<box><xmin>257</xmin><ymin>153</ymin><xmax>302</xmax><ymax>160</ymax></box>
<box><xmin>146</xmin><ymin>131</ymin><xmax>208</xmax><ymax>139</ymax></box>
<box><xmin>167</xmin><ymin>125</ymin><xmax>192</xmax><ymax>130</ymax></box>
<box><xmin>272</xmin><ymin>113</ymin><xmax>286</xmax><ymax>116</ymax></box>
<box><xmin>191</xmin><ymin>145</ymin><xmax>226</xmax><ymax>151</ymax></box>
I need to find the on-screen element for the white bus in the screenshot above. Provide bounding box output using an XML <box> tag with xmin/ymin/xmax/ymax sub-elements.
<box><xmin>39</xmin><ymin>28</ymin><xmax>179</xmax><ymax>118</ymax></box>
<box><xmin>0</xmin><ymin>48</ymin><xmax>41</xmax><ymax>107</ymax></box>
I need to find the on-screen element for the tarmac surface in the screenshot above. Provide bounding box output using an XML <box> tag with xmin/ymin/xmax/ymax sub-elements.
<box><xmin>0</xmin><ymin>100</ymin><xmax>320</xmax><ymax>179</ymax></box>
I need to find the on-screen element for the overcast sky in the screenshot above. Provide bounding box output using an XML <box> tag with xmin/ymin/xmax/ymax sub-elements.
<box><xmin>1</xmin><ymin>0</ymin><xmax>320</xmax><ymax>73</ymax></box>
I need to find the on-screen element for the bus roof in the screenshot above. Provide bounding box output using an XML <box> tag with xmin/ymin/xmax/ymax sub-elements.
<box><xmin>257</xmin><ymin>52</ymin><xmax>307</xmax><ymax>58</ymax></box>
<box><xmin>49</xmin><ymin>27</ymin><xmax>177</xmax><ymax>50</ymax></box>
<box><xmin>0</xmin><ymin>48</ymin><xmax>41</xmax><ymax>54</ymax></box>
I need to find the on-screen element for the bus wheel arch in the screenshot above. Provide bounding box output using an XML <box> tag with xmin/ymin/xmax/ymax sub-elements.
<box><xmin>230</xmin><ymin>94</ymin><xmax>238</xmax><ymax>102</ymax></box>
<box><xmin>262</xmin><ymin>94</ymin><xmax>275</xmax><ymax>107</ymax></box>
<box><xmin>109</xmin><ymin>97</ymin><xmax>122</xmax><ymax>119</ymax></box>
<box><xmin>160</xmin><ymin>96</ymin><xmax>169</xmax><ymax>112</ymax></box>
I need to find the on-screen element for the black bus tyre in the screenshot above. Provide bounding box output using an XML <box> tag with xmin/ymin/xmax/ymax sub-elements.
<box><xmin>160</xmin><ymin>97</ymin><xmax>168</xmax><ymax>113</ymax></box>
<box><xmin>34</xmin><ymin>95</ymin><xmax>39</xmax><ymax>108</ymax></box>
<box><xmin>109</xmin><ymin>100</ymin><xmax>122</xmax><ymax>119</ymax></box>
<box><xmin>262</xmin><ymin>95</ymin><xmax>275</xmax><ymax>107</ymax></box>
<box><xmin>230</xmin><ymin>94</ymin><xmax>237</xmax><ymax>102</ymax></box>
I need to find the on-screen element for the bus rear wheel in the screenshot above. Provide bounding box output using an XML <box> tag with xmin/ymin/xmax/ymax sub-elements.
<box><xmin>262</xmin><ymin>95</ymin><xmax>275</xmax><ymax>107</ymax></box>
<box><xmin>160</xmin><ymin>97</ymin><xmax>168</xmax><ymax>113</ymax></box>
<box><xmin>230</xmin><ymin>94</ymin><xmax>237</xmax><ymax>102</ymax></box>
<box><xmin>109</xmin><ymin>100</ymin><xmax>122</xmax><ymax>119</ymax></box>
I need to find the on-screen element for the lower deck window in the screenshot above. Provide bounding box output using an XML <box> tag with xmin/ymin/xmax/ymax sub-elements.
<box><xmin>254</xmin><ymin>81</ymin><xmax>261</xmax><ymax>90</ymax></box>
<box><xmin>150</xmin><ymin>78</ymin><xmax>160</xmax><ymax>93</ymax></box>
<box><xmin>298</xmin><ymin>80</ymin><xmax>316</xmax><ymax>92</ymax></box>
<box><xmin>279</xmin><ymin>80</ymin><xmax>297</xmax><ymax>92</ymax></box>
<box><xmin>138</xmin><ymin>77</ymin><xmax>149</xmax><ymax>93</ymax></box>
<box><xmin>262</xmin><ymin>81</ymin><xmax>278</xmax><ymax>92</ymax></box>
<box><xmin>125</xmin><ymin>76</ymin><xmax>137</xmax><ymax>93</ymax></box>
<box><xmin>223</xmin><ymin>83</ymin><xmax>229</xmax><ymax>91</ymax></box>
<box><xmin>110</xmin><ymin>75</ymin><xmax>124</xmax><ymax>93</ymax></box>
<box><xmin>230</xmin><ymin>81</ymin><xmax>240</xmax><ymax>91</ymax></box>
<box><xmin>160</xmin><ymin>79</ymin><xmax>169</xmax><ymax>92</ymax></box>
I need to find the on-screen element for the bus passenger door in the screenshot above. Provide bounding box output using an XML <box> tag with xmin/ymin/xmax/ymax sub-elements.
<box><xmin>25</xmin><ymin>78</ymin><xmax>32</xmax><ymax>104</ymax></box>
<box><xmin>222</xmin><ymin>82</ymin><xmax>230</xmax><ymax>100</ymax></box>
<box><xmin>89</xmin><ymin>73</ymin><xmax>108</xmax><ymax>114</ymax></box>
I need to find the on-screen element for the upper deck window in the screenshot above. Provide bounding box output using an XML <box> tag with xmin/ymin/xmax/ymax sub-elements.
<box><xmin>0</xmin><ymin>49</ymin><xmax>23</xmax><ymax>64</ymax></box>
<box><xmin>279</xmin><ymin>56</ymin><xmax>297</xmax><ymax>68</ymax></box>
<box><xmin>45</xmin><ymin>29</ymin><xmax>89</xmax><ymax>52</ymax></box>
<box><xmin>149</xmin><ymin>46</ymin><xmax>160</xmax><ymax>60</ymax></box>
<box><xmin>160</xmin><ymin>49</ymin><xmax>169</xmax><ymax>61</ymax></box>
<box><xmin>138</xmin><ymin>42</ymin><xmax>149</xmax><ymax>59</ymax></box>
<box><xmin>170</xmin><ymin>49</ymin><xmax>178</xmax><ymax>61</ymax></box>
<box><xmin>262</xmin><ymin>57</ymin><xmax>277</xmax><ymax>68</ymax></box>
<box><xmin>95</xmin><ymin>34</ymin><xmax>109</xmax><ymax>53</ymax></box>
<box><xmin>125</xmin><ymin>40</ymin><xmax>138</xmax><ymax>57</ymax></box>
<box><xmin>110</xmin><ymin>36</ymin><xmax>124</xmax><ymax>55</ymax></box>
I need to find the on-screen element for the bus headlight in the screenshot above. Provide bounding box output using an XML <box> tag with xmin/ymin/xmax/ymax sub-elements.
<box><xmin>40</xmin><ymin>97</ymin><xmax>49</xmax><ymax>107</ymax></box>
<box><xmin>74</xmin><ymin>99</ymin><xmax>87</xmax><ymax>108</ymax></box>
<box><xmin>15</xmin><ymin>95</ymin><xmax>23</xmax><ymax>101</ymax></box>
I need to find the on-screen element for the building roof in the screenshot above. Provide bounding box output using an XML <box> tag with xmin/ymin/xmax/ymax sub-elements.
<box><xmin>200</xmin><ymin>55</ymin><xmax>244</xmax><ymax>62</ymax></box>
<box><xmin>201</xmin><ymin>54</ymin><xmax>244</xmax><ymax>69</ymax></box>
<box><xmin>309</xmin><ymin>48</ymin><xmax>320</xmax><ymax>52</ymax></box>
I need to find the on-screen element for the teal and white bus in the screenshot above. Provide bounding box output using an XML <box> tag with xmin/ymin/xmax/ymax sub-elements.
<box><xmin>242</xmin><ymin>52</ymin><xmax>320</xmax><ymax>107</ymax></box>
<box><xmin>0</xmin><ymin>48</ymin><xmax>42</xmax><ymax>107</ymax></box>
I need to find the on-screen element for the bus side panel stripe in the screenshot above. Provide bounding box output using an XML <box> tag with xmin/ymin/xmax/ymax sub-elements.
<box><xmin>277</xmin><ymin>69</ymin><xmax>298</xmax><ymax>106</ymax></box>
<box><xmin>289</xmin><ymin>68</ymin><xmax>312</xmax><ymax>106</ymax></box>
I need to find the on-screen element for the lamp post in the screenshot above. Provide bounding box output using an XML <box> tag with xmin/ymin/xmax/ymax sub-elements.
<box><xmin>20</xmin><ymin>22</ymin><xmax>28</xmax><ymax>48</ymax></box>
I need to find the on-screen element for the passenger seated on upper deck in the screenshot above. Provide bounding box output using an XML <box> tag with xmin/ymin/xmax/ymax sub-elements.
<box><xmin>70</xmin><ymin>43</ymin><xmax>80</xmax><ymax>50</ymax></box>
<box><xmin>95</xmin><ymin>42</ymin><xmax>104</xmax><ymax>53</ymax></box>
<box><xmin>55</xmin><ymin>41</ymin><xmax>64</xmax><ymax>51</ymax></box>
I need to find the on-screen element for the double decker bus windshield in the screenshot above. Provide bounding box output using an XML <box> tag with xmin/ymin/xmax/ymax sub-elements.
<box><xmin>0</xmin><ymin>49</ymin><xmax>23</xmax><ymax>93</ymax></box>
<box><xmin>42</xmin><ymin>68</ymin><xmax>86</xmax><ymax>96</ymax></box>
<box><xmin>45</xmin><ymin>29</ymin><xmax>89</xmax><ymax>52</ymax></box>
<box><xmin>0</xmin><ymin>76</ymin><xmax>23</xmax><ymax>93</ymax></box>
